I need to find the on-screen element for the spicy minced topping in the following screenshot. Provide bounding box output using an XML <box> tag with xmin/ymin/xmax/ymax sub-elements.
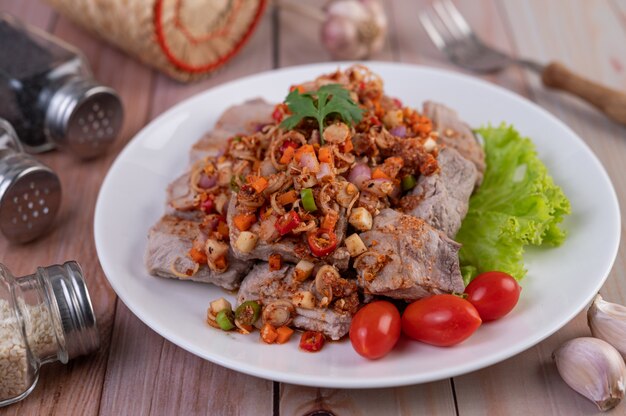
<box><xmin>181</xmin><ymin>65</ymin><xmax>440</xmax><ymax>270</ymax></box>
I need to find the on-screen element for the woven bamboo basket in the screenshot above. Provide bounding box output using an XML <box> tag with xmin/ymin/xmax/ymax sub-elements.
<box><xmin>45</xmin><ymin>0</ymin><xmax>267</xmax><ymax>82</ymax></box>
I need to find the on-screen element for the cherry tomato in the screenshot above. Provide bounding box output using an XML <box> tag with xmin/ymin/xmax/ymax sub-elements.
<box><xmin>350</xmin><ymin>301</ymin><xmax>401</xmax><ymax>360</ymax></box>
<box><xmin>299</xmin><ymin>331</ymin><xmax>325</xmax><ymax>352</ymax></box>
<box><xmin>402</xmin><ymin>294</ymin><xmax>481</xmax><ymax>347</ymax></box>
<box><xmin>464</xmin><ymin>271</ymin><xmax>521</xmax><ymax>322</ymax></box>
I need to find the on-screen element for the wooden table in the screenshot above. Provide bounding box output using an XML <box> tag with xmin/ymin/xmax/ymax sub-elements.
<box><xmin>1</xmin><ymin>1</ymin><xmax>626</xmax><ymax>414</ymax></box>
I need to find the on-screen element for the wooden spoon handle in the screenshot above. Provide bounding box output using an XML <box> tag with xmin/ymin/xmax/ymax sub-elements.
<box><xmin>541</xmin><ymin>61</ymin><xmax>626</xmax><ymax>125</ymax></box>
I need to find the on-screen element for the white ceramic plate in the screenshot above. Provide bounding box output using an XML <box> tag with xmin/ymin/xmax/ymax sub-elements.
<box><xmin>94</xmin><ymin>62</ymin><xmax>620</xmax><ymax>388</ymax></box>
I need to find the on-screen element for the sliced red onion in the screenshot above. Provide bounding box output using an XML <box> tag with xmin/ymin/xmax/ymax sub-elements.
<box><xmin>299</xmin><ymin>152</ymin><xmax>320</xmax><ymax>173</ymax></box>
<box><xmin>316</xmin><ymin>162</ymin><xmax>334</xmax><ymax>181</ymax></box>
<box><xmin>348</xmin><ymin>163</ymin><xmax>372</xmax><ymax>190</ymax></box>
<box><xmin>198</xmin><ymin>174</ymin><xmax>217</xmax><ymax>189</ymax></box>
<box><xmin>389</xmin><ymin>125</ymin><xmax>407</xmax><ymax>138</ymax></box>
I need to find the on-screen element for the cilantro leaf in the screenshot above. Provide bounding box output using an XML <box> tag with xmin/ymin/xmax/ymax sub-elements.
<box><xmin>280</xmin><ymin>84</ymin><xmax>363</xmax><ymax>143</ymax></box>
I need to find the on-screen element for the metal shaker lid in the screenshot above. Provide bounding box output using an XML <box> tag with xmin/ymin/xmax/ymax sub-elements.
<box><xmin>45</xmin><ymin>78</ymin><xmax>123</xmax><ymax>159</ymax></box>
<box><xmin>0</xmin><ymin>121</ymin><xmax>61</xmax><ymax>243</ymax></box>
<box><xmin>39</xmin><ymin>261</ymin><xmax>100</xmax><ymax>361</ymax></box>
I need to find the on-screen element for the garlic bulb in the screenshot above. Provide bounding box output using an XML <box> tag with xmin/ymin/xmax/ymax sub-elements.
<box><xmin>322</xmin><ymin>0</ymin><xmax>388</xmax><ymax>60</ymax></box>
<box><xmin>588</xmin><ymin>294</ymin><xmax>626</xmax><ymax>358</ymax></box>
<box><xmin>553</xmin><ymin>337</ymin><xmax>626</xmax><ymax>411</ymax></box>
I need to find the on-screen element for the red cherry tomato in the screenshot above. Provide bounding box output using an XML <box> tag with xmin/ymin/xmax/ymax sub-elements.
<box><xmin>402</xmin><ymin>294</ymin><xmax>482</xmax><ymax>347</ymax></box>
<box><xmin>350</xmin><ymin>301</ymin><xmax>401</xmax><ymax>360</ymax></box>
<box><xmin>464</xmin><ymin>271</ymin><xmax>521</xmax><ymax>322</ymax></box>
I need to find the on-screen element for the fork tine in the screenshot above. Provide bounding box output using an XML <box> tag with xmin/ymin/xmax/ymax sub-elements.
<box><xmin>419</xmin><ymin>12</ymin><xmax>446</xmax><ymax>50</ymax></box>
<box><xmin>432</xmin><ymin>1</ymin><xmax>466</xmax><ymax>40</ymax></box>
<box><xmin>440</xmin><ymin>0</ymin><xmax>472</xmax><ymax>36</ymax></box>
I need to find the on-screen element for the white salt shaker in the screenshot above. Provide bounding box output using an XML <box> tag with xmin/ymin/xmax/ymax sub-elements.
<box><xmin>0</xmin><ymin>261</ymin><xmax>99</xmax><ymax>407</ymax></box>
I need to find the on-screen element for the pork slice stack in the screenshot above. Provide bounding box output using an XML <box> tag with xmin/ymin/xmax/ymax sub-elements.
<box><xmin>355</xmin><ymin>209</ymin><xmax>464</xmax><ymax>299</ymax></box>
<box><xmin>145</xmin><ymin>99</ymin><xmax>274</xmax><ymax>290</ymax></box>
<box><xmin>399</xmin><ymin>147</ymin><xmax>476</xmax><ymax>238</ymax></box>
<box><xmin>190</xmin><ymin>99</ymin><xmax>275</xmax><ymax>162</ymax></box>
<box><xmin>423</xmin><ymin>101</ymin><xmax>485</xmax><ymax>186</ymax></box>
<box><xmin>352</xmin><ymin>102</ymin><xmax>484</xmax><ymax>300</ymax></box>
<box><xmin>145</xmin><ymin>215</ymin><xmax>251</xmax><ymax>290</ymax></box>
<box><xmin>237</xmin><ymin>263</ymin><xmax>357</xmax><ymax>340</ymax></box>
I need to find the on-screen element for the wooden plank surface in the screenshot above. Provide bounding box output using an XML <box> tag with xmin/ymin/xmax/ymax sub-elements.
<box><xmin>1</xmin><ymin>0</ymin><xmax>626</xmax><ymax>414</ymax></box>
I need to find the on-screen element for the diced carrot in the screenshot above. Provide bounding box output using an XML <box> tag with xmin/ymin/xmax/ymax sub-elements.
<box><xmin>189</xmin><ymin>248</ymin><xmax>207</xmax><ymax>264</ymax></box>
<box><xmin>276</xmin><ymin>326</ymin><xmax>294</xmax><ymax>344</ymax></box>
<box><xmin>322</xmin><ymin>212</ymin><xmax>338</xmax><ymax>230</ymax></box>
<box><xmin>233</xmin><ymin>213</ymin><xmax>257</xmax><ymax>231</ymax></box>
<box><xmin>277</xmin><ymin>190</ymin><xmax>297</xmax><ymax>205</ymax></box>
<box><xmin>214</xmin><ymin>256</ymin><xmax>227</xmax><ymax>270</ymax></box>
<box><xmin>279</xmin><ymin>146</ymin><xmax>295</xmax><ymax>164</ymax></box>
<box><xmin>249</xmin><ymin>176</ymin><xmax>268</xmax><ymax>194</ymax></box>
<box><xmin>372</xmin><ymin>168</ymin><xmax>390</xmax><ymax>180</ymax></box>
<box><xmin>341</xmin><ymin>138</ymin><xmax>354</xmax><ymax>153</ymax></box>
<box><xmin>260</xmin><ymin>323</ymin><xmax>278</xmax><ymax>344</ymax></box>
<box><xmin>318</xmin><ymin>146</ymin><xmax>332</xmax><ymax>163</ymax></box>
<box><xmin>216</xmin><ymin>221</ymin><xmax>229</xmax><ymax>238</ymax></box>
<box><xmin>269</xmin><ymin>253</ymin><xmax>282</xmax><ymax>271</ymax></box>
<box><xmin>295</xmin><ymin>144</ymin><xmax>315</xmax><ymax>162</ymax></box>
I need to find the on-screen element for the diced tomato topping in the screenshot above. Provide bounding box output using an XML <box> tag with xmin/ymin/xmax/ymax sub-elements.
<box><xmin>299</xmin><ymin>331</ymin><xmax>325</xmax><ymax>352</ymax></box>
<box><xmin>275</xmin><ymin>210</ymin><xmax>301</xmax><ymax>236</ymax></box>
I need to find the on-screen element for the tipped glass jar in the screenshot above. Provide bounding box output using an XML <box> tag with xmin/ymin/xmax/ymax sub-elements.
<box><xmin>0</xmin><ymin>13</ymin><xmax>123</xmax><ymax>159</ymax></box>
<box><xmin>0</xmin><ymin>261</ymin><xmax>99</xmax><ymax>407</ymax></box>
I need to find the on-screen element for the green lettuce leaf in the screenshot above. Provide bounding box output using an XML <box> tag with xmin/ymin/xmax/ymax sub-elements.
<box><xmin>456</xmin><ymin>124</ymin><xmax>571</xmax><ymax>284</ymax></box>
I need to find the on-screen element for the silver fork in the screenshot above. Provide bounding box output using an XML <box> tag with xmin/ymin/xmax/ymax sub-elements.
<box><xmin>420</xmin><ymin>0</ymin><xmax>626</xmax><ymax>126</ymax></box>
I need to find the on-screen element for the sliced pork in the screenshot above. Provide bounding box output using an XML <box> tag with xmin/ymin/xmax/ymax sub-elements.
<box><xmin>399</xmin><ymin>147</ymin><xmax>477</xmax><ymax>237</ymax></box>
<box><xmin>355</xmin><ymin>209</ymin><xmax>464</xmax><ymax>300</ymax></box>
<box><xmin>145</xmin><ymin>215</ymin><xmax>251</xmax><ymax>290</ymax></box>
<box><xmin>190</xmin><ymin>99</ymin><xmax>274</xmax><ymax>162</ymax></box>
<box><xmin>237</xmin><ymin>263</ymin><xmax>355</xmax><ymax>340</ymax></box>
<box><xmin>423</xmin><ymin>101</ymin><xmax>485</xmax><ymax>185</ymax></box>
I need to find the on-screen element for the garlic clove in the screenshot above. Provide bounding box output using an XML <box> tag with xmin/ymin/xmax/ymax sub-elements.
<box><xmin>321</xmin><ymin>0</ymin><xmax>387</xmax><ymax>60</ymax></box>
<box><xmin>553</xmin><ymin>337</ymin><xmax>626</xmax><ymax>411</ymax></box>
<box><xmin>588</xmin><ymin>294</ymin><xmax>626</xmax><ymax>358</ymax></box>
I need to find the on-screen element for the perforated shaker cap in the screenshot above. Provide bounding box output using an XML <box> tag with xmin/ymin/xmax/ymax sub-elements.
<box><xmin>39</xmin><ymin>261</ymin><xmax>100</xmax><ymax>361</ymax></box>
<box><xmin>45</xmin><ymin>78</ymin><xmax>123</xmax><ymax>159</ymax></box>
<box><xmin>0</xmin><ymin>121</ymin><xmax>62</xmax><ymax>243</ymax></box>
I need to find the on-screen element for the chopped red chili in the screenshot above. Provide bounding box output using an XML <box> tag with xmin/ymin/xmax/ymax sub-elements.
<box><xmin>307</xmin><ymin>228</ymin><xmax>337</xmax><ymax>257</ymax></box>
<box><xmin>275</xmin><ymin>210</ymin><xmax>301</xmax><ymax>236</ymax></box>
<box><xmin>299</xmin><ymin>331</ymin><xmax>325</xmax><ymax>352</ymax></box>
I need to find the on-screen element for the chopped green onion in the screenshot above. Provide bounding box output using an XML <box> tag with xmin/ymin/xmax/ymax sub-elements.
<box><xmin>301</xmin><ymin>188</ymin><xmax>317</xmax><ymax>212</ymax></box>
<box><xmin>216</xmin><ymin>310</ymin><xmax>235</xmax><ymax>331</ymax></box>
<box><xmin>401</xmin><ymin>174</ymin><xmax>417</xmax><ymax>191</ymax></box>
<box><xmin>235</xmin><ymin>300</ymin><xmax>261</xmax><ymax>326</ymax></box>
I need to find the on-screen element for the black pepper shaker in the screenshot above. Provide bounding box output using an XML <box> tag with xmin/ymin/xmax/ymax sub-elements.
<box><xmin>0</xmin><ymin>13</ymin><xmax>124</xmax><ymax>159</ymax></box>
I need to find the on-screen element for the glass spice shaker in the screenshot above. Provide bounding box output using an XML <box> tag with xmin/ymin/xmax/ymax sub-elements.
<box><xmin>0</xmin><ymin>12</ymin><xmax>124</xmax><ymax>159</ymax></box>
<box><xmin>0</xmin><ymin>261</ymin><xmax>99</xmax><ymax>407</ymax></box>
<box><xmin>0</xmin><ymin>119</ymin><xmax>62</xmax><ymax>243</ymax></box>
